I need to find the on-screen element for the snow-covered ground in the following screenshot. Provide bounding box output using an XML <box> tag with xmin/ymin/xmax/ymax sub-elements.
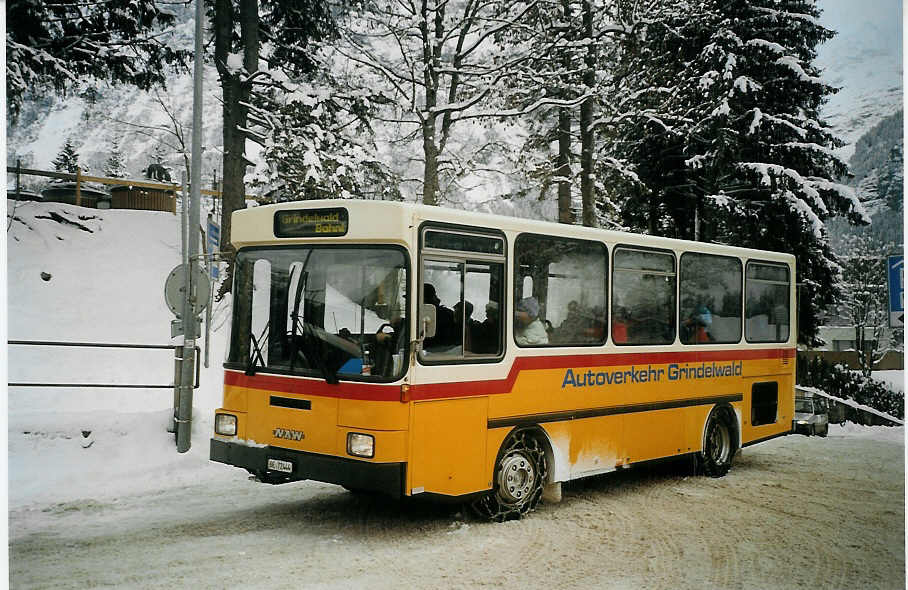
<box><xmin>5</xmin><ymin>200</ymin><xmax>905</xmax><ymax>588</ymax></box>
<box><xmin>6</xmin><ymin>200</ymin><xmax>231</xmax><ymax>508</ymax></box>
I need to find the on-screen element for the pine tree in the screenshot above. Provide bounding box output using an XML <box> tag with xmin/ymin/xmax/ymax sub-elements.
<box><xmin>6</xmin><ymin>0</ymin><xmax>189</xmax><ymax>121</ymax></box>
<box><xmin>609</xmin><ymin>0</ymin><xmax>867</xmax><ymax>344</ymax></box>
<box><xmin>104</xmin><ymin>139</ymin><xmax>129</xmax><ymax>179</ymax></box>
<box><xmin>212</xmin><ymin>0</ymin><xmax>337</xmax><ymax>258</ymax></box>
<box><xmin>52</xmin><ymin>139</ymin><xmax>80</xmax><ymax>173</ymax></box>
<box><xmin>258</xmin><ymin>86</ymin><xmax>402</xmax><ymax>201</ymax></box>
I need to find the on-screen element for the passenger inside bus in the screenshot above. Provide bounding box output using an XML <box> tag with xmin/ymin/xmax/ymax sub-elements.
<box><xmin>515</xmin><ymin>297</ymin><xmax>548</xmax><ymax>346</ymax></box>
<box><xmin>471</xmin><ymin>300</ymin><xmax>501</xmax><ymax>354</ymax></box>
<box><xmin>681</xmin><ymin>304</ymin><xmax>714</xmax><ymax>344</ymax></box>
<box><xmin>612</xmin><ymin>306</ymin><xmax>629</xmax><ymax>344</ymax></box>
<box><xmin>423</xmin><ymin>283</ymin><xmax>457</xmax><ymax>350</ymax></box>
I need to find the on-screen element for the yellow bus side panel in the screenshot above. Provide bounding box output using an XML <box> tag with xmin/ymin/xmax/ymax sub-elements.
<box><xmin>338</xmin><ymin>398</ymin><xmax>409</xmax><ymax>431</ymax></box>
<box><xmin>570</xmin><ymin>415</ymin><xmax>624</xmax><ymax>477</ymax></box>
<box><xmin>623</xmin><ymin>409</ymin><xmax>687</xmax><ymax>464</ymax></box>
<box><xmin>410</xmin><ymin>397</ymin><xmax>488</xmax><ymax>496</ymax></box>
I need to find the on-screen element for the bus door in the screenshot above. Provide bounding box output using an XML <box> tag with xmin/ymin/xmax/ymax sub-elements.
<box><xmin>409</xmin><ymin>226</ymin><xmax>506</xmax><ymax>496</ymax></box>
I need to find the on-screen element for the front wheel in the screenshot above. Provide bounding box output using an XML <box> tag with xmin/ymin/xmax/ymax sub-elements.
<box><xmin>699</xmin><ymin>409</ymin><xmax>736</xmax><ymax>477</ymax></box>
<box><xmin>472</xmin><ymin>430</ymin><xmax>547</xmax><ymax>522</ymax></box>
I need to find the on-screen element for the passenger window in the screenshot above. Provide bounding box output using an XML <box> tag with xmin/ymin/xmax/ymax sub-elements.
<box><xmin>745</xmin><ymin>262</ymin><xmax>790</xmax><ymax>343</ymax></box>
<box><xmin>612</xmin><ymin>248</ymin><xmax>676</xmax><ymax>345</ymax></box>
<box><xmin>420</xmin><ymin>227</ymin><xmax>505</xmax><ymax>362</ymax></box>
<box><xmin>422</xmin><ymin>260</ymin><xmax>464</xmax><ymax>355</ymax></box>
<box><xmin>680</xmin><ymin>253</ymin><xmax>742</xmax><ymax>344</ymax></box>
<box><xmin>514</xmin><ymin>234</ymin><xmax>607</xmax><ymax>347</ymax></box>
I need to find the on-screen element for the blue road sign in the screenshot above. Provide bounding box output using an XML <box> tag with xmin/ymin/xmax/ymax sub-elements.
<box><xmin>887</xmin><ymin>255</ymin><xmax>903</xmax><ymax>327</ymax></box>
<box><xmin>207</xmin><ymin>218</ymin><xmax>220</xmax><ymax>280</ymax></box>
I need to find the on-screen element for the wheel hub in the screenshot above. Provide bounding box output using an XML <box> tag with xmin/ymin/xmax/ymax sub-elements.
<box><xmin>709</xmin><ymin>422</ymin><xmax>730</xmax><ymax>463</ymax></box>
<box><xmin>498</xmin><ymin>452</ymin><xmax>535</xmax><ymax>504</ymax></box>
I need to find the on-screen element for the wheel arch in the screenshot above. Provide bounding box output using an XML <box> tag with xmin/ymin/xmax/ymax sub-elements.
<box><xmin>701</xmin><ymin>402</ymin><xmax>741</xmax><ymax>453</ymax></box>
<box><xmin>496</xmin><ymin>424</ymin><xmax>563</xmax><ymax>485</ymax></box>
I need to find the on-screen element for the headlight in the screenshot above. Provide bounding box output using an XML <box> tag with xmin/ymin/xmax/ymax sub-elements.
<box><xmin>347</xmin><ymin>433</ymin><xmax>374</xmax><ymax>458</ymax></box>
<box><xmin>215</xmin><ymin>413</ymin><xmax>237</xmax><ymax>436</ymax></box>
<box><xmin>796</xmin><ymin>420</ymin><xmax>807</xmax><ymax>425</ymax></box>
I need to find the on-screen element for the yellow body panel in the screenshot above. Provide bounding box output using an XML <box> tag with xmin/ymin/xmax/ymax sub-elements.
<box><xmin>218</xmin><ymin>353</ymin><xmax>793</xmax><ymax>497</ymax></box>
<box><xmin>338</xmin><ymin>398</ymin><xmax>409</xmax><ymax>431</ymax></box>
<box><xmin>409</xmin><ymin>397</ymin><xmax>489</xmax><ymax>495</ymax></box>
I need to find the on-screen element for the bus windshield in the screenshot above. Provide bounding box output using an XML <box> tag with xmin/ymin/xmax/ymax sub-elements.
<box><xmin>227</xmin><ymin>246</ymin><xmax>409</xmax><ymax>382</ymax></box>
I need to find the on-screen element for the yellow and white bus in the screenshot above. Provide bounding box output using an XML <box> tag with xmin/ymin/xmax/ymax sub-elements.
<box><xmin>210</xmin><ymin>200</ymin><xmax>796</xmax><ymax>520</ymax></box>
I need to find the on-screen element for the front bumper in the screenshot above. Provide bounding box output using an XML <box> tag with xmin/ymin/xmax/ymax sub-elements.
<box><xmin>793</xmin><ymin>420</ymin><xmax>814</xmax><ymax>435</ymax></box>
<box><xmin>210</xmin><ymin>438</ymin><xmax>406</xmax><ymax>498</ymax></box>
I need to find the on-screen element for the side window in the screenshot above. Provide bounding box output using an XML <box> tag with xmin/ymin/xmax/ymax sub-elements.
<box><xmin>745</xmin><ymin>262</ymin><xmax>791</xmax><ymax>343</ymax></box>
<box><xmin>514</xmin><ymin>234</ymin><xmax>607</xmax><ymax>347</ymax></box>
<box><xmin>680</xmin><ymin>253</ymin><xmax>742</xmax><ymax>344</ymax></box>
<box><xmin>420</xmin><ymin>229</ymin><xmax>505</xmax><ymax>362</ymax></box>
<box><xmin>612</xmin><ymin>248</ymin><xmax>676</xmax><ymax>345</ymax></box>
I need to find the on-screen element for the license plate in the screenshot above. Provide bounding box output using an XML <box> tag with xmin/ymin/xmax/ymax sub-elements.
<box><xmin>267</xmin><ymin>458</ymin><xmax>293</xmax><ymax>473</ymax></box>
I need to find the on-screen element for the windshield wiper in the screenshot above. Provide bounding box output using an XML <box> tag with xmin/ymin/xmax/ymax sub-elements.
<box><xmin>303</xmin><ymin>323</ymin><xmax>339</xmax><ymax>385</ymax></box>
<box><xmin>246</xmin><ymin>322</ymin><xmax>269</xmax><ymax>376</ymax></box>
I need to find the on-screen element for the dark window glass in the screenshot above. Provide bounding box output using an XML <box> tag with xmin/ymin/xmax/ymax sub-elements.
<box><xmin>680</xmin><ymin>253</ymin><xmax>742</xmax><ymax>344</ymax></box>
<box><xmin>612</xmin><ymin>248</ymin><xmax>676</xmax><ymax>345</ymax></box>
<box><xmin>752</xmin><ymin>382</ymin><xmax>779</xmax><ymax>426</ymax></box>
<box><xmin>421</xmin><ymin>259</ymin><xmax>504</xmax><ymax>360</ymax></box>
<box><xmin>745</xmin><ymin>262</ymin><xmax>791</xmax><ymax>343</ymax></box>
<box><xmin>514</xmin><ymin>235</ymin><xmax>607</xmax><ymax>347</ymax></box>
<box><xmin>424</xmin><ymin>230</ymin><xmax>504</xmax><ymax>255</ymax></box>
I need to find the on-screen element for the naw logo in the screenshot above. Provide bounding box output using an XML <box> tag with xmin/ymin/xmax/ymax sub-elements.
<box><xmin>273</xmin><ymin>428</ymin><xmax>305</xmax><ymax>441</ymax></box>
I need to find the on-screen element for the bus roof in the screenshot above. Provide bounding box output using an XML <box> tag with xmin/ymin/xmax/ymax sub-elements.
<box><xmin>230</xmin><ymin>199</ymin><xmax>796</xmax><ymax>265</ymax></box>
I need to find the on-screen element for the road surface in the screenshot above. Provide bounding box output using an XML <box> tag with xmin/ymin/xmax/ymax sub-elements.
<box><xmin>9</xmin><ymin>427</ymin><xmax>904</xmax><ymax>589</ymax></box>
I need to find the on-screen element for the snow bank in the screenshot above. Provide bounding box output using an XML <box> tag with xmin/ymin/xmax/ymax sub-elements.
<box><xmin>828</xmin><ymin>422</ymin><xmax>904</xmax><ymax>443</ymax></box>
<box><xmin>7</xmin><ymin>200</ymin><xmax>231</xmax><ymax>509</ymax></box>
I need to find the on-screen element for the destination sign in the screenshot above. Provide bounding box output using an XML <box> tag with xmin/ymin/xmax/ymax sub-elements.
<box><xmin>274</xmin><ymin>208</ymin><xmax>348</xmax><ymax>238</ymax></box>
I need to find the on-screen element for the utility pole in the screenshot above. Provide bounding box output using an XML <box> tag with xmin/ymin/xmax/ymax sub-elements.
<box><xmin>176</xmin><ymin>0</ymin><xmax>204</xmax><ymax>453</ymax></box>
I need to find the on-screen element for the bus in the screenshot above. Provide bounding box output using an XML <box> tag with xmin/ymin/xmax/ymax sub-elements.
<box><xmin>210</xmin><ymin>200</ymin><xmax>796</xmax><ymax>520</ymax></box>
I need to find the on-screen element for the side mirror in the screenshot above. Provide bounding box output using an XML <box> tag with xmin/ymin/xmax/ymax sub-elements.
<box><xmin>420</xmin><ymin>304</ymin><xmax>437</xmax><ymax>339</ymax></box>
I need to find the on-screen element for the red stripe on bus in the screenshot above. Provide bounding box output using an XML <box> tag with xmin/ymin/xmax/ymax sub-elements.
<box><xmin>223</xmin><ymin>371</ymin><xmax>401</xmax><ymax>401</ymax></box>
<box><xmin>224</xmin><ymin>347</ymin><xmax>795</xmax><ymax>402</ymax></box>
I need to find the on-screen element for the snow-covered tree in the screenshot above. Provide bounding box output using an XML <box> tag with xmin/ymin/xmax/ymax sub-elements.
<box><xmin>255</xmin><ymin>85</ymin><xmax>402</xmax><ymax>201</ymax></box>
<box><xmin>850</xmin><ymin>110</ymin><xmax>904</xmax><ymax>214</ymax></box>
<box><xmin>335</xmin><ymin>0</ymin><xmax>550</xmax><ymax>206</ymax></box>
<box><xmin>607</xmin><ymin>0</ymin><xmax>867</xmax><ymax>344</ymax></box>
<box><xmin>6</xmin><ymin>0</ymin><xmax>189</xmax><ymax>121</ymax></box>
<box><xmin>211</xmin><ymin>0</ymin><xmax>337</xmax><ymax>255</ymax></box>
<box><xmin>104</xmin><ymin>139</ymin><xmax>129</xmax><ymax>179</ymax></box>
<box><xmin>52</xmin><ymin>139</ymin><xmax>81</xmax><ymax>173</ymax></box>
<box><xmin>833</xmin><ymin>232</ymin><xmax>899</xmax><ymax>376</ymax></box>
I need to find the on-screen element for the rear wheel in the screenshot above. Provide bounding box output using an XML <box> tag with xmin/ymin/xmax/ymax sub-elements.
<box><xmin>472</xmin><ymin>430</ymin><xmax>547</xmax><ymax>522</ymax></box>
<box><xmin>699</xmin><ymin>409</ymin><xmax>736</xmax><ymax>477</ymax></box>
